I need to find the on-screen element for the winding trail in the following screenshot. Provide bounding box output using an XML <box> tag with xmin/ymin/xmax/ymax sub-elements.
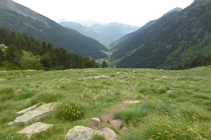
<box><xmin>100</xmin><ymin>100</ymin><xmax>140</xmax><ymax>130</ymax></box>
<box><xmin>127</xmin><ymin>82</ymin><xmax>134</xmax><ymax>91</ymax></box>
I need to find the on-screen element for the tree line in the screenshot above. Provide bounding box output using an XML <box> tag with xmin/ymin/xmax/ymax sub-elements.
<box><xmin>170</xmin><ymin>55</ymin><xmax>211</xmax><ymax>70</ymax></box>
<box><xmin>0</xmin><ymin>28</ymin><xmax>107</xmax><ymax>70</ymax></box>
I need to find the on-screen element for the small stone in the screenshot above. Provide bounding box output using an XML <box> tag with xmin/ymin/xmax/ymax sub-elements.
<box><xmin>8</xmin><ymin>122</ymin><xmax>15</xmax><ymax>125</ymax></box>
<box><xmin>85</xmin><ymin>70</ymin><xmax>96</xmax><ymax>72</ymax></box>
<box><xmin>120</xmin><ymin>126</ymin><xmax>128</xmax><ymax>133</ymax></box>
<box><xmin>167</xmin><ymin>90</ymin><xmax>172</xmax><ymax>93</ymax></box>
<box><xmin>18</xmin><ymin>122</ymin><xmax>53</xmax><ymax>139</ymax></box>
<box><xmin>26</xmin><ymin>76</ymin><xmax>30</xmax><ymax>78</ymax></box>
<box><xmin>93</xmin><ymin>76</ymin><xmax>109</xmax><ymax>80</ymax></box>
<box><xmin>65</xmin><ymin>126</ymin><xmax>102</xmax><ymax>140</ymax></box>
<box><xmin>123</xmin><ymin>100</ymin><xmax>140</xmax><ymax>104</ymax></box>
<box><xmin>100</xmin><ymin>127</ymin><xmax>117</xmax><ymax>140</ymax></box>
<box><xmin>110</xmin><ymin>119</ymin><xmax>123</xmax><ymax>130</ymax></box>
<box><xmin>59</xmin><ymin>78</ymin><xmax>69</xmax><ymax>82</ymax></box>
<box><xmin>0</xmin><ymin>79</ymin><xmax>6</xmax><ymax>82</ymax></box>
<box><xmin>89</xmin><ymin>117</ymin><xmax>100</xmax><ymax>129</ymax></box>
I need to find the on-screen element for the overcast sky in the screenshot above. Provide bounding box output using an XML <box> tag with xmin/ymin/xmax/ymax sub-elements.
<box><xmin>13</xmin><ymin>0</ymin><xmax>194</xmax><ymax>26</ymax></box>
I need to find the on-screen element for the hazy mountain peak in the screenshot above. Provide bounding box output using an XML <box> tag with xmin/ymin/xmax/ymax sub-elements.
<box><xmin>57</xmin><ymin>18</ymin><xmax>68</xmax><ymax>23</ymax></box>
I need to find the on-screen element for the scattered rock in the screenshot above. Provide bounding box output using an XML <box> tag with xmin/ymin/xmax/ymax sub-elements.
<box><xmin>59</xmin><ymin>78</ymin><xmax>69</xmax><ymax>82</ymax></box>
<box><xmin>155</xmin><ymin>79</ymin><xmax>161</xmax><ymax>81</ymax></box>
<box><xmin>14</xmin><ymin>102</ymin><xmax>56</xmax><ymax>125</ymax></box>
<box><xmin>100</xmin><ymin>127</ymin><xmax>117</xmax><ymax>140</ymax></box>
<box><xmin>26</xmin><ymin>76</ymin><xmax>30</xmax><ymax>78</ymax></box>
<box><xmin>16</xmin><ymin>89</ymin><xmax>22</xmax><ymax>93</ymax></box>
<box><xmin>110</xmin><ymin>119</ymin><xmax>123</xmax><ymax>130</ymax></box>
<box><xmin>18</xmin><ymin>122</ymin><xmax>53</xmax><ymax>139</ymax></box>
<box><xmin>0</xmin><ymin>79</ymin><xmax>6</xmax><ymax>82</ymax></box>
<box><xmin>93</xmin><ymin>76</ymin><xmax>109</xmax><ymax>80</ymax></box>
<box><xmin>85</xmin><ymin>70</ymin><xmax>96</xmax><ymax>73</ymax></box>
<box><xmin>65</xmin><ymin>126</ymin><xmax>102</xmax><ymax>140</ymax></box>
<box><xmin>89</xmin><ymin>118</ymin><xmax>100</xmax><ymax>129</ymax></box>
<box><xmin>120</xmin><ymin>126</ymin><xmax>128</xmax><ymax>133</ymax></box>
<box><xmin>117</xmin><ymin>72</ymin><xmax>120</xmax><ymax>74</ymax></box>
<box><xmin>16</xmin><ymin>104</ymin><xmax>39</xmax><ymax>115</ymax></box>
<box><xmin>167</xmin><ymin>90</ymin><xmax>172</xmax><ymax>93</ymax></box>
<box><xmin>8</xmin><ymin>122</ymin><xmax>15</xmax><ymax>125</ymax></box>
<box><xmin>123</xmin><ymin>99</ymin><xmax>140</xmax><ymax>104</ymax></box>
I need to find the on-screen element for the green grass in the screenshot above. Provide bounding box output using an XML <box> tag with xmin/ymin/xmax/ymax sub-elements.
<box><xmin>0</xmin><ymin>66</ymin><xmax>211</xmax><ymax>139</ymax></box>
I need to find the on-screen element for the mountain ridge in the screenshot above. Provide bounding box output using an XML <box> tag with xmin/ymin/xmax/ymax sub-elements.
<box><xmin>109</xmin><ymin>1</ymin><xmax>211</xmax><ymax>68</ymax></box>
<box><xmin>0</xmin><ymin>0</ymin><xmax>108</xmax><ymax>59</ymax></box>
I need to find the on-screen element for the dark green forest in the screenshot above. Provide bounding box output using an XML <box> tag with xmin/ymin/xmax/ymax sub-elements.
<box><xmin>0</xmin><ymin>28</ymin><xmax>103</xmax><ymax>70</ymax></box>
<box><xmin>170</xmin><ymin>55</ymin><xmax>211</xmax><ymax>70</ymax></box>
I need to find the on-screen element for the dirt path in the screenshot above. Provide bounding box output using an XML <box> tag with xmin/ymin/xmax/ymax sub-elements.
<box><xmin>100</xmin><ymin>100</ymin><xmax>140</xmax><ymax>129</ymax></box>
<box><xmin>127</xmin><ymin>82</ymin><xmax>134</xmax><ymax>91</ymax></box>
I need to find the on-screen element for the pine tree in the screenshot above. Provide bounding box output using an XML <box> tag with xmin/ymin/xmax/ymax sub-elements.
<box><xmin>205</xmin><ymin>60</ymin><xmax>210</xmax><ymax>66</ymax></box>
<box><xmin>0</xmin><ymin>48</ymin><xmax>5</xmax><ymax>61</ymax></box>
<box><xmin>42</xmin><ymin>41</ymin><xmax>48</xmax><ymax>55</ymax></box>
<box><xmin>0</xmin><ymin>57</ymin><xmax>2</xmax><ymax>66</ymax></box>
<box><xmin>79</xmin><ymin>55</ymin><xmax>85</xmax><ymax>68</ymax></box>
<box><xmin>41</xmin><ymin>51</ymin><xmax>52</xmax><ymax>67</ymax></box>
<box><xmin>102</xmin><ymin>61</ymin><xmax>108</xmax><ymax>68</ymax></box>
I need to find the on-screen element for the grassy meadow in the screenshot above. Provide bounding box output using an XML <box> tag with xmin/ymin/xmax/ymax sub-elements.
<box><xmin>0</xmin><ymin>67</ymin><xmax>211</xmax><ymax>140</ymax></box>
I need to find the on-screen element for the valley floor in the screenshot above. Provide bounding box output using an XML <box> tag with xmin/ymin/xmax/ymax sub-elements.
<box><xmin>0</xmin><ymin>67</ymin><xmax>211</xmax><ymax>139</ymax></box>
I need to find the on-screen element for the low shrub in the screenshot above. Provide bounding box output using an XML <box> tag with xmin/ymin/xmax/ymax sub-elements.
<box><xmin>55</xmin><ymin>101</ymin><xmax>85</xmax><ymax>121</ymax></box>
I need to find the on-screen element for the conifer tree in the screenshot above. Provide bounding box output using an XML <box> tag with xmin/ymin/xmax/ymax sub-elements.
<box><xmin>41</xmin><ymin>51</ymin><xmax>52</xmax><ymax>67</ymax></box>
<box><xmin>0</xmin><ymin>48</ymin><xmax>5</xmax><ymax>61</ymax></box>
<box><xmin>102</xmin><ymin>61</ymin><xmax>108</xmax><ymax>68</ymax></box>
<box><xmin>0</xmin><ymin>57</ymin><xmax>2</xmax><ymax>66</ymax></box>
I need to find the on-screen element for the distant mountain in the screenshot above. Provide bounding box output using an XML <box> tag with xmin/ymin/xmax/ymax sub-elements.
<box><xmin>57</xmin><ymin>18</ymin><xmax>68</xmax><ymax>23</ymax></box>
<box><xmin>0</xmin><ymin>0</ymin><xmax>108</xmax><ymax>59</ymax></box>
<box><xmin>109</xmin><ymin>0</ymin><xmax>211</xmax><ymax>69</ymax></box>
<box><xmin>59</xmin><ymin>21</ymin><xmax>139</xmax><ymax>46</ymax></box>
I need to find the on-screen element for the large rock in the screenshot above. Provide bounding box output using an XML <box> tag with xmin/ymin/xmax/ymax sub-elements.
<box><xmin>89</xmin><ymin>118</ymin><xmax>100</xmax><ymax>129</ymax></box>
<box><xmin>16</xmin><ymin>104</ymin><xmax>39</xmax><ymax>115</ymax></box>
<box><xmin>18</xmin><ymin>122</ymin><xmax>53</xmax><ymax>139</ymax></box>
<box><xmin>65</xmin><ymin>126</ymin><xmax>102</xmax><ymax>140</ymax></box>
<box><xmin>100</xmin><ymin>127</ymin><xmax>117</xmax><ymax>140</ymax></box>
<box><xmin>14</xmin><ymin>102</ymin><xmax>56</xmax><ymax>125</ymax></box>
<box><xmin>93</xmin><ymin>76</ymin><xmax>109</xmax><ymax>80</ymax></box>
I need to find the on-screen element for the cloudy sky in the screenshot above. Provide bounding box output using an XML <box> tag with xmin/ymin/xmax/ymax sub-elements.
<box><xmin>13</xmin><ymin>0</ymin><xmax>194</xmax><ymax>26</ymax></box>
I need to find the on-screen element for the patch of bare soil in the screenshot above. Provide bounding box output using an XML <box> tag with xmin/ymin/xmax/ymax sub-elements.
<box><xmin>100</xmin><ymin>100</ymin><xmax>140</xmax><ymax>130</ymax></box>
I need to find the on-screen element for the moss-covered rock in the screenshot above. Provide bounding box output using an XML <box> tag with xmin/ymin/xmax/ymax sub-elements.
<box><xmin>18</xmin><ymin>122</ymin><xmax>53</xmax><ymax>138</ymax></box>
<box><xmin>14</xmin><ymin>102</ymin><xmax>56</xmax><ymax>125</ymax></box>
<box><xmin>65</xmin><ymin>126</ymin><xmax>102</xmax><ymax>140</ymax></box>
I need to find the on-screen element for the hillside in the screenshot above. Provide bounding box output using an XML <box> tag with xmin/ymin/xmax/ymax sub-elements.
<box><xmin>59</xmin><ymin>21</ymin><xmax>139</xmax><ymax>46</ymax></box>
<box><xmin>0</xmin><ymin>0</ymin><xmax>108</xmax><ymax>59</ymax></box>
<box><xmin>109</xmin><ymin>0</ymin><xmax>211</xmax><ymax>69</ymax></box>
<box><xmin>0</xmin><ymin>28</ymin><xmax>101</xmax><ymax>70</ymax></box>
<box><xmin>0</xmin><ymin>66</ymin><xmax>211</xmax><ymax>139</ymax></box>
